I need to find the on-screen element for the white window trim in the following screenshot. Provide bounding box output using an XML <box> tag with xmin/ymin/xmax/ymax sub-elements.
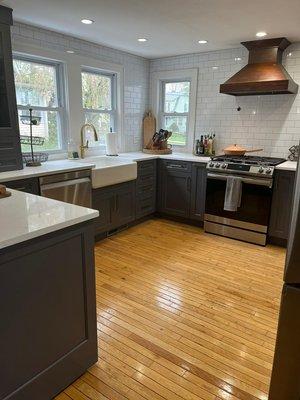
<box><xmin>13</xmin><ymin>42</ymin><xmax>124</xmax><ymax>157</ymax></box>
<box><xmin>13</xmin><ymin>54</ymin><xmax>67</xmax><ymax>153</ymax></box>
<box><xmin>151</xmin><ymin>69</ymin><xmax>198</xmax><ymax>153</ymax></box>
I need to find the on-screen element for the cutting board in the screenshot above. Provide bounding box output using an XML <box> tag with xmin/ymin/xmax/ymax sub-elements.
<box><xmin>143</xmin><ymin>111</ymin><xmax>156</xmax><ymax>148</ymax></box>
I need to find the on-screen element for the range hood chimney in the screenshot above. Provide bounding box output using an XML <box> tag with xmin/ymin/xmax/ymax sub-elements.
<box><xmin>220</xmin><ymin>37</ymin><xmax>299</xmax><ymax>96</ymax></box>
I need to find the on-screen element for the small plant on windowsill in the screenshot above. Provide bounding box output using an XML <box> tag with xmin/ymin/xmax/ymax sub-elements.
<box><xmin>20</xmin><ymin>107</ymin><xmax>49</xmax><ymax>167</ymax></box>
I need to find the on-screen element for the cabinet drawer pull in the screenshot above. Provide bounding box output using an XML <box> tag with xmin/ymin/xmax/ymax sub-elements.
<box><xmin>167</xmin><ymin>164</ymin><xmax>186</xmax><ymax>169</ymax></box>
<box><xmin>187</xmin><ymin>177</ymin><xmax>191</xmax><ymax>192</ymax></box>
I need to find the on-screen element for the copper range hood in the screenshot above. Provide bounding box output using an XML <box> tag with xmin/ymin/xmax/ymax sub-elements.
<box><xmin>220</xmin><ymin>37</ymin><xmax>299</xmax><ymax>96</ymax></box>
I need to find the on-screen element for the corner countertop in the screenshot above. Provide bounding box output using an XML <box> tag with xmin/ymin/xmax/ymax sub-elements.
<box><xmin>0</xmin><ymin>190</ymin><xmax>99</xmax><ymax>250</ymax></box>
<box><xmin>274</xmin><ymin>160</ymin><xmax>297</xmax><ymax>171</ymax></box>
<box><xmin>0</xmin><ymin>159</ymin><xmax>96</xmax><ymax>183</ymax></box>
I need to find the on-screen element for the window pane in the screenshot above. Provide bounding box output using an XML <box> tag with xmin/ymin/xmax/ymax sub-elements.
<box><xmin>18</xmin><ymin>110</ymin><xmax>61</xmax><ymax>151</ymax></box>
<box><xmin>13</xmin><ymin>59</ymin><xmax>58</xmax><ymax>107</ymax></box>
<box><xmin>82</xmin><ymin>71</ymin><xmax>112</xmax><ymax>110</ymax></box>
<box><xmin>164</xmin><ymin>116</ymin><xmax>187</xmax><ymax>146</ymax></box>
<box><xmin>84</xmin><ymin>112</ymin><xmax>112</xmax><ymax>145</ymax></box>
<box><xmin>164</xmin><ymin>81</ymin><xmax>190</xmax><ymax>113</ymax></box>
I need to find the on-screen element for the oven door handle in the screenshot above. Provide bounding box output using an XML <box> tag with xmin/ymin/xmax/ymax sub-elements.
<box><xmin>207</xmin><ymin>173</ymin><xmax>273</xmax><ymax>188</ymax></box>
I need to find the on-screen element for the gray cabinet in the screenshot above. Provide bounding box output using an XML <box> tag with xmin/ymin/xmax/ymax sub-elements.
<box><xmin>269</xmin><ymin>170</ymin><xmax>295</xmax><ymax>243</ymax></box>
<box><xmin>3</xmin><ymin>177</ymin><xmax>40</xmax><ymax>194</ymax></box>
<box><xmin>136</xmin><ymin>160</ymin><xmax>157</xmax><ymax>219</ymax></box>
<box><xmin>92</xmin><ymin>181</ymin><xmax>136</xmax><ymax>235</ymax></box>
<box><xmin>0</xmin><ymin>223</ymin><xmax>97</xmax><ymax>400</ymax></box>
<box><xmin>190</xmin><ymin>163</ymin><xmax>207</xmax><ymax>221</ymax></box>
<box><xmin>0</xmin><ymin>6</ymin><xmax>23</xmax><ymax>172</ymax></box>
<box><xmin>158</xmin><ymin>160</ymin><xmax>192</xmax><ymax>218</ymax></box>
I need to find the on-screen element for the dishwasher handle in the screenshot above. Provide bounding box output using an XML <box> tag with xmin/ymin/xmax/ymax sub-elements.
<box><xmin>40</xmin><ymin>177</ymin><xmax>91</xmax><ymax>191</ymax></box>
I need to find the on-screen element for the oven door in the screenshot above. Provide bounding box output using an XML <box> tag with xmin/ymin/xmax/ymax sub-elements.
<box><xmin>205</xmin><ymin>172</ymin><xmax>273</xmax><ymax>243</ymax></box>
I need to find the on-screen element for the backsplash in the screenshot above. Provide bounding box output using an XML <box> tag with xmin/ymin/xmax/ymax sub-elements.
<box><xmin>11</xmin><ymin>22</ymin><xmax>149</xmax><ymax>152</ymax></box>
<box><xmin>150</xmin><ymin>44</ymin><xmax>300</xmax><ymax>158</ymax></box>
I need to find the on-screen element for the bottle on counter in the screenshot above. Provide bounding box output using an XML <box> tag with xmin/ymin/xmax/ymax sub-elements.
<box><xmin>204</xmin><ymin>135</ymin><xmax>209</xmax><ymax>156</ymax></box>
<box><xmin>195</xmin><ymin>139</ymin><xmax>200</xmax><ymax>155</ymax></box>
<box><xmin>212</xmin><ymin>134</ymin><xmax>216</xmax><ymax>155</ymax></box>
<box><xmin>199</xmin><ymin>135</ymin><xmax>204</xmax><ymax>155</ymax></box>
<box><xmin>207</xmin><ymin>135</ymin><xmax>213</xmax><ymax>156</ymax></box>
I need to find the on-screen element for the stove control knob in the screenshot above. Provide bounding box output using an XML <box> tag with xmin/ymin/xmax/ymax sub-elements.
<box><xmin>266</xmin><ymin>168</ymin><xmax>272</xmax><ymax>174</ymax></box>
<box><xmin>209</xmin><ymin>162</ymin><xmax>214</xmax><ymax>167</ymax></box>
<box><xmin>221</xmin><ymin>163</ymin><xmax>227</xmax><ymax>169</ymax></box>
<box><xmin>215</xmin><ymin>163</ymin><xmax>220</xmax><ymax>168</ymax></box>
<box><xmin>258</xmin><ymin>167</ymin><xmax>264</xmax><ymax>173</ymax></box>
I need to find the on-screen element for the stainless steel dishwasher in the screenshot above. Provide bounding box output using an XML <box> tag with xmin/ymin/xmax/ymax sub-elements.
<box><xmin>39</xmin><ymin>170</ymin><xmax>92</xmax><ymax>207</ymax></box>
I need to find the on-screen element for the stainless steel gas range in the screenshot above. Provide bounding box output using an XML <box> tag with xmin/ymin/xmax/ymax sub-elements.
<box><xmin>204</xmin><ymin>155</ymin><xmax>286</xmax><ymax>245</ymax></box>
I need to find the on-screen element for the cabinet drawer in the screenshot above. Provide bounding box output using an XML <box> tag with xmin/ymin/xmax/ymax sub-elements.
<box><xmin>137</xmin><ymin>174</ymin><xmax>155</xmax><ymax>188</ymax></box>
<box><xmin>137</xmin><ymin>184</ymin><xmax>155</xmax><ymax>199</ymax></box>
<box><xmin>160</xmin><ymin>159</ymin><xmax>192</xmax><ymax>173</ymax></box>
<box><xmin>136</xmin><ymin>196</ymin><xmax>156</xmax><ymax>218</ymax></box>
<box><xmin>137</xmin><ymin>160</ymin><xmax>156</xmax><ymax>176</ymax></box>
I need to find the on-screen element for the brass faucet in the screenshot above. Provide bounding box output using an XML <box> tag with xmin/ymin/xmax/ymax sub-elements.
<box><xmin>80</xmin><ymin>123</ymin><xmax>99</xmax><ymax>158</ymax></box>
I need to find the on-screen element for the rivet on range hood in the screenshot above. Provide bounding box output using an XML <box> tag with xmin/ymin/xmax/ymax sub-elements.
<box><xmin>220</xmin><ymin>37</ymin><xmax>299</xmax><ymax>96</ymax></box>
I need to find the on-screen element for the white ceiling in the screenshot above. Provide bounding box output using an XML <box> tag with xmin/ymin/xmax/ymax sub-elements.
<box><xmin>2</xmin><ymin>0</ymin><xmax>300</xmax><ymax>58</ymax></box>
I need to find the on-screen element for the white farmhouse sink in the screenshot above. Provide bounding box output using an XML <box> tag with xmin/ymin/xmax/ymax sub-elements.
<box><xmin>79</xmin><ymin>156</ymin><xmax>137</xmax><ymax>189</ymax></box>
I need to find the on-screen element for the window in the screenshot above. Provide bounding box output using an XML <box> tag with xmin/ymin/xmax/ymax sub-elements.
<box><xmin>161</xmin><ymin>81</ymin><xmax>191</xmax><ymax>147</ymax></box>
<box><xmin>81</xmin><ymin>69</ymin><xmax>116</xmax><ymax>145</ymax></box>
<box><xmin>13</xmin><ymin>57</ymin><xmax>65</xmax><ymax>152</ymax></box>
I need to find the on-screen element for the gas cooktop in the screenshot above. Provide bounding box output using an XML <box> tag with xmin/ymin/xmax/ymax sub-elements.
<box><xmin>207</xmin><ymin>155</ymin><xmax>286</xmax><ymax>177</ymax></box>
<box><xmin>211</xmin><ymin>155</ymin><xmax>286</xmax><ymax>166</ymax></box>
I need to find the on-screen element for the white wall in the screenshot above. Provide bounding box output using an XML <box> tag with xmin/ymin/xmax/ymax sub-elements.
<box><xmin>150</xmin><ymin>44</ymin><xmax>300</xmax><ymax>158</ymax></box>
<box><xmin>11</xmin><ymin>22</ymin><xmax>149</xmax><ymax>153</ymax></box>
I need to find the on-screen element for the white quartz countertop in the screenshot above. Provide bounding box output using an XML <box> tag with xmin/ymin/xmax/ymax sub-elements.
<box><xmin>0</xmin><ymin>152</ymin><xmax>296</xmax><ymax>185</ymax></box>
<box><xmin>118</xmin><ymin>151</ymin><xmax>210</xmax><ymax>163</ymax></box>
<box><xmin>0</xmin><ymin>190</ymin><xmax>99</xmax><ymax>250</ymax></box>
<box><xmin>0</xmin><ymin>159</ymin><xmax>96</xmax><ymax>183</ymax></box>
<box><xmin>274</xmin><ymin>160</ymin><xmax>297</xmax><ymax>171</ymax></box>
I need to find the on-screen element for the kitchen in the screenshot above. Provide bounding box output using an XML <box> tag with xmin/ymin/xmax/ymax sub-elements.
<box><xmin>0</xmin><ymin>1</ymin><xmax>300</xmax><ymax>399</ymax></box>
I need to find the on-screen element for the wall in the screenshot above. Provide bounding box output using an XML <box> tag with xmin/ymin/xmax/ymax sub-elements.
<box><xmin>11</xmin><ymin>22</ymin><xmax>149</xmax><ymax>152</ymax></box>
<box><xmin>150</xmin><ymin>44</ymin><xmax>300</xmax><ymax>158</ymax></box>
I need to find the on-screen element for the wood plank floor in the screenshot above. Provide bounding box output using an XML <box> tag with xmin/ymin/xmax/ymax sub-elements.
<box><xmin>56</xmin><ymin>218</ymin><xmax>286</xmax><ymax>400</ymax></box>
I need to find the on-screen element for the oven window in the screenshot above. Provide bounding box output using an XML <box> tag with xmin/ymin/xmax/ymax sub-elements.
<box><xmin>205</xmin><ymin>178</ymin><xmax>272</xmax><ymax>226</ymax></box>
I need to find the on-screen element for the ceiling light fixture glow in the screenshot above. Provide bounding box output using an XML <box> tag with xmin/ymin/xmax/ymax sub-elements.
<box><xmin>81</xmin><ymin>18</ymin><xmax>94</xmax><ymax>25</ymax></box>
<box><xmin>256</xmin><ymin>31</ymin><xmax>267</xmax><ymax>38</ymax></box>
<box><xmin>138</xmin><ymin>38</ymin><xmax>147</xmax><ymax>42</ymax></box>
<box><xmin>66</xmin><ymin>50</ymin><xmax>75</xmax><ymax>54</ymax></box>
<box><xmin>198</xmin><ymin>40</ymin><xmax>208</xmax><ymax>44</ymax></box>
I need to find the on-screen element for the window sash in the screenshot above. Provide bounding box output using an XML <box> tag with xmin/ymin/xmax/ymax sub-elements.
<box><xmin>81</xmin><ymin>69</ymin><xmax>116</xmax><ymax>113</ymax></box>
<box><xmin>161</xmin><ymin>80</ymin><xmax>191</xmax><ymax>114</ymax></box>
<box><xmin>13</xmin><ymin>55</ymin><xmax>66</xmax><ymax>152</ymax></box>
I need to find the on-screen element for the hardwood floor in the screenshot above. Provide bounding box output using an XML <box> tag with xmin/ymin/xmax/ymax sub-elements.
<box><xmin>56</xmin><ymin>218</ymin><xmax>286</xmax><ymax>400</ymax></box>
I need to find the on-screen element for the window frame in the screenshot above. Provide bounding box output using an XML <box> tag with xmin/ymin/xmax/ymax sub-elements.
<box><xmin>81</xmin><ymin>67</ymin><xmax>118</xmax><ymax>140</ymax></box>
<box><xmin>152</xmin><ymin>69</ymin><xmax>198</xmax><ymax>153</ymax></box>
<box><xmin>160</xmin><ymin>79</ymin><xmax>191</xmax><ymax>147</ymax></box>
<box><xmin>13</xmin><ymin>54</ymin><xmax>67</xmax><ymax>153</ymax></box>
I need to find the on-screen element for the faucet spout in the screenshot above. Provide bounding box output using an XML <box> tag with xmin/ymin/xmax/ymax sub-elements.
<box><xmin>80</xmin><ymin>123</ymin><xmax>98</xmax><ymax>158</ymax></box>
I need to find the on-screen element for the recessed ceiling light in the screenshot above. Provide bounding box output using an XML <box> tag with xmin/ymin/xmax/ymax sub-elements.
<box><xmin>198</xmin><ymin>40</ymin><xmax>208</xmax><ymax>44</ymax></box>
<box><xmin>66</xmin><ymin>50</ymin><xmax>75</xmax><ymax>54</ymax></box>
<box><xmin>212</xmin><ymin>66</ymin><xmax>218</xmax><ymax>70</ymax></box>
<box><xmin>234</xmin><ymin>57</ymin><xmax>242</xmax><ymax>61</ymax></box>
<box><xmin>138</xmin><ymin>38</ymin><xmax>147</xmax><ymax>42</ymax></box>
<box><xmin>256</xmin><ymin>31</ymin><xmax>267</xmax><ymax>38</ymax></box>
<box><xmin>81</xmin><ymin>19</ymin><xmax>94</xmax><ymax>25</ymax></box>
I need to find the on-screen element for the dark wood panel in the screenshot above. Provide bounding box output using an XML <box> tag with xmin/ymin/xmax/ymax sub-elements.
<box><xmin>190</xmin><ymin>163</ymin><xmax>207</xmax><ymax>222</ymax></box>
<box><xmin>3</xmin><ymin>177</ymin><xmax>40</xmax><ymax>194</ymax></box>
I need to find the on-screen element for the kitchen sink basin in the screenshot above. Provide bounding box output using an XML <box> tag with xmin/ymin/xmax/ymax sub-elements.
<box><xmin>79</xmin><ymin>156</ymin><xmax>137</xmax><ymax>189</ymax></box>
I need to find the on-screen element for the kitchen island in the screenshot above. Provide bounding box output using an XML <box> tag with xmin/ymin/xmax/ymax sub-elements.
<box><xmin>0</xmin><ymin>190</ymin><xmax>99</xmax><ymax>400</ymax></box>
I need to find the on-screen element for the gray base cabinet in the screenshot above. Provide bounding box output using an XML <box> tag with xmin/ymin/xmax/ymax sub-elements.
<box><xmin>190</xmin><ymin>163</ymin><xmax>207</xmax><ymax>221</ymax></box>
<box><xmin>136</xmin><ymin>160</ymin><xmax>156</xmax><ymax>219</ymax></box>
<box><xmin>92</xmin><ymin>180</ymin><xmax>136</xmax><ymax>235</ymax></box>
<box><xmin>269</xmin><ymin>170</ymin><xmax>295</xmax><ymax>242</ymax></box>
<box><xmin>157</xmin><ymin>159</ymin><xmax>192</xmax><ymax>218</ymax></box>
<box><xmin>3</xmin><ymin>177</ymin><xmax>40</xmax><ymax>194</ymax></box>
<box><xmin>0</xmin><ymin>222</ymin><xmax>97</xmax><ymax>400</ymax></box>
